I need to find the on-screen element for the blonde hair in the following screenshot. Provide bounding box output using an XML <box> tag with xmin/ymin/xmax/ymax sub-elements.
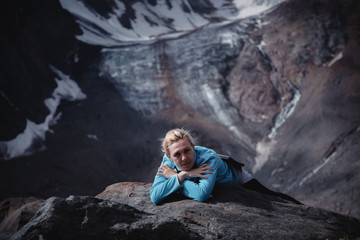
<box><xmin>162</xmin><ymin>128</ymin><xmax>195</xmax><ymax>157</ymax></box>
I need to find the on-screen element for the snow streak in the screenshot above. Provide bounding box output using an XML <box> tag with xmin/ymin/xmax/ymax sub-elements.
<box><xmin>0</xmin><ymin>67</ymin><xmax>86</xmax><ymax>160</ymax></box>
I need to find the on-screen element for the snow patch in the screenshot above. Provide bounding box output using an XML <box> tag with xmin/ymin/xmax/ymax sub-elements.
<box><xmin>253</xmin><ymin>82</ymin><xmax>301</xmax><ymax>172</ymax></box>
<box><xmin>74</xmin><ymin>53</ymin><xmax>79</xmax><ymax>63</ymax></box>
<box><xmin>0</xmin><ymin>67</ymin><xmax>86</xmax><ymax>160</ymax></box>
<box><xmin>87</xmin><ymin>134</ymin><xmax>99</xmax><ymax>141</ymax></box>
<box><xmin>221</xmin><ymin>31</ymin><xmax>241</xmax><ymax>48</ymax></box>
<box><xmin>253</xmin><ymin>139</ymin><xmax>276</xmax><ymax>173</ymax></box>
<box><xmin>327</xmin><ymin>51</ymin><xmax>343</xmax><ymax>67</ymax></box>
<box><xmin>285</xmin><ymin>151</ymin><xmax>337</xmax><ymax>192</ymax></box>
<box><xmin>233</xmin><ymin>0</ymin><xmax>284</xmax><ymax>19</ymax></box>
<box><xmin>256</xmin><ymin>40</ymin><xmax>266</xmax><ymax>51</ymax></box>
<box><xmin>268</xmin><ymin>84</ymin><xmax>301</xmax><ymax>139</ymax></box>
<box><xmin>201</xmin><ymin>84</ymin><xmax>251</xmax><ymax>144</ymax></box>
<box><xmin>60</xmin><ymin>0</ymin><xmax>284</xmax><ymax>47</ymax></box>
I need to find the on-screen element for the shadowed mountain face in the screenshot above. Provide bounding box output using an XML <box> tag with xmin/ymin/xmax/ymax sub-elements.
<box><xmin>250</xmin><ymin>0</ymin><xmax>360</xmax><ymax>218</ymax></box>
<box><xmin>0</xmin><ymin>0</ymin><xmax>359</xmax><ymax>220</ymax></box>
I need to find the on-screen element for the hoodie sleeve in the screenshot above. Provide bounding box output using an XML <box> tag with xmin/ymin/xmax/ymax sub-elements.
<box><xmin>150</xmin><ymin>158</ymin><xmax>181</xmax><ymax>204</ymax></box>
<box><xmin>181</xmin><ymin>150</ymin><xmax>219</xmax><ymax>202</ymax></box>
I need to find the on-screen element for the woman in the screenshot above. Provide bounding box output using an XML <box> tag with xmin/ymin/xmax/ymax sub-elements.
<box><xmin>150</xmin><ymin>128</ymin><xmax>301</xmax><ymax>205</ymax></box>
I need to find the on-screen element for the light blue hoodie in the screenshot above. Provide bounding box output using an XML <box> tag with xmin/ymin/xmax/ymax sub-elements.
<box><xmin>150</xmin><ymin>146</ymin><xmax>238</xmax><ymax>204</ymax></box>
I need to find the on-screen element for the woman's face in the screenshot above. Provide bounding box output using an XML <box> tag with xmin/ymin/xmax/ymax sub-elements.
<box><xmin>168</xmin><ymin>138</ymin><xmax>195</xmax><ymax>171</ymax></box>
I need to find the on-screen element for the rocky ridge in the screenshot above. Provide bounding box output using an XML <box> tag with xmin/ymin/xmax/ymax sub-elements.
<box><xmin>1</xmin><ymin>182</ymin><xmax>360</xmax><ymax>239</ymax></box>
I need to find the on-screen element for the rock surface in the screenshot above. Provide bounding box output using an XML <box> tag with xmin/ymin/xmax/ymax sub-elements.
<box><xmin>0</xmin><ymin>0</ymin><xmax>359</xmax><ymax>224</ymax></box>
<box><xmin>8</xmin><ymin>195</ymin><xmax>201</xmax><ymax>240</ymax></box>
<box><xmin>2</xmin><ymin>182</ymin><xmax>360</xmax><ymax>239</ymax></box>
<box><xmin>0</xmin><ymin>197</ymin><xmax>44</xmax><ymax>238</ymax></box>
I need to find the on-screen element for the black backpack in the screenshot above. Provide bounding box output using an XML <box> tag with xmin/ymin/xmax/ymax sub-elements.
<box><xmin>217</xmin><ymin>154</ymin><xmax>244</xmax><ymax>172</ymax></box>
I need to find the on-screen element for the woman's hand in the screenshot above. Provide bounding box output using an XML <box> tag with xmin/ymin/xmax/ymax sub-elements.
<box><xmin>157</xmin><ymin>164</ymin><xmax>177</xmax><ymax>179</ymax></box>
<box><xmin>187</xmin><ymin>163</ymin><xmax>213</xmax><ymax>178</ymax></box>
<box><xmin>177</xmin><ymin>163</ymin><xmax>213</xmax><ymax>184</ymax></box>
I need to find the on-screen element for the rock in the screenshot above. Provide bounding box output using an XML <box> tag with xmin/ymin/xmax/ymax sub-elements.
<box><xmin>3</xmin><ymin>182</ymin><xmax>360</xmax><ymax>239</ymax></box>
<box><xmin>96</xmin><ymin>182</ymin><xmax>360</xmax><ymax>239</ymax></box>
<box><xmin>228</xmin><ymin>41</ymin><xmax>286</xmax><ymax>123</ymax></box>
<box><xmin>0</xmin><ymin>198</ymin><xmax>44</xmax><ymax>238</ymax></box>
<box><xmin>9</xmin><ymin>195</ymin><xmax>201</xmax><ymax>240</ymax></box>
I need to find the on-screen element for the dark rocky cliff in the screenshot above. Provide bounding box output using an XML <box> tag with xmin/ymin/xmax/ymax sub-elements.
<box><xmin>1</xmin><ymin>182</ymin><xmax>360</xmax><ymax>239</ymax></box>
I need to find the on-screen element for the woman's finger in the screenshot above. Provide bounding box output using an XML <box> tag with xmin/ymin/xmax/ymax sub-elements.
<box><xmin>203</xmin><ymin>167</ymin><xmax>213</xmax><ymax>170</ymax></box>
